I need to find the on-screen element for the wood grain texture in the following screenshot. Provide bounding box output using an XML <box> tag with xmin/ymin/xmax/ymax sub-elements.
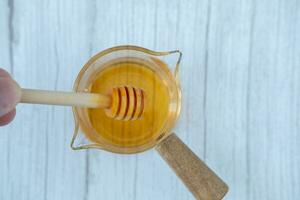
<box><xmin>0</xmin><ymin>0</ymin><xmax>299</xmax><ymax>199</ymax></box>
<box><xmin>156</xmin><ymin>134</ymin><xmax>228</xmax><ymax>200</ymax></box>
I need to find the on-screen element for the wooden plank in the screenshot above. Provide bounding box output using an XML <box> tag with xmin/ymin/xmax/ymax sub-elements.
<box><xmin>0</xmin><ymin>1</ymin><xmax>13</xmax><ymax>200</ymax></box>
<box><xmin>0</xmin><ymin>1</ymin><xmax>89</xmax><ymax>199</ymax></box>
<box><xmin>203</xmin><ymin>0</ymin><xmax>252</xmax><ymax>199</ymax></box>
<box><xmin>247</xmin><ymin>0</ymin><xmax>300</xmax><ymax>199</ymax></box>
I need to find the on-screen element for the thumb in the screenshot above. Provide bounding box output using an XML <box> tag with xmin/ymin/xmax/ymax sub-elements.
<box><xmin>0</xmin><ymin>69</ymin><xmax>21</xmax><ymax>117</ymax></box>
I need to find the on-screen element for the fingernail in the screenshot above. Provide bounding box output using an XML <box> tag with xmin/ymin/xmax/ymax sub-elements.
<box><xmin>0</xmin><ymin>109</ymin><xmax>16</xmax><ymax>126</ymax></box>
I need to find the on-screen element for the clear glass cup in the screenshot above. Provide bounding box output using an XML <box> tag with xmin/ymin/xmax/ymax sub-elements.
<box><xmin>71</xmin><ymin>45</ymin><xmax>182</xmax><ymax>154</ymax></box>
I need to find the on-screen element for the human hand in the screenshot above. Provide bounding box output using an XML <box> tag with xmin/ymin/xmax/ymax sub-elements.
<box><xmin>0</xmin><ymin>69</ymin><xmax>21</xmax><ymax>126</ymax></box>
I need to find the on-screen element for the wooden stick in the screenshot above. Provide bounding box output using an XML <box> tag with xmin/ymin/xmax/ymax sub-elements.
<box><xmin>20</xmin><ymin>89</ymin><xmax>111</xmax><ymax>108</ymax></box>
<box><xmin>156</xmin><ymin>134</ymin><xmax>228</xmax><ymax>200</ymax></box>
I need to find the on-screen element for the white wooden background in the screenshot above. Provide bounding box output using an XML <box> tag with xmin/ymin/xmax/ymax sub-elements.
<box><xmin>0</xmin><ymin>0</ymin><xmax>299</xmax><ymax>199</ymax></box>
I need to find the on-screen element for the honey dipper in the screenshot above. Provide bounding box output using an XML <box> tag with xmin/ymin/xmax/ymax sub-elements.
<box><xmin>19</xmin><ymin>86</ymin><xmax>145</xmax><ymax>121</ymax></box>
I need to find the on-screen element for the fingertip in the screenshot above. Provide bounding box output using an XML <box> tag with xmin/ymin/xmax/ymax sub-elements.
<box><xmin>0</xmin><ymin>76</ymin><xmax>21</xmax><ymax>117</ymax></box>
<box><xmin>0</xmin><ymin>69</ymin><xmax>11</xmax><ymax>78</ymax></box>
<box><xmin>0</xmin><ymin>68</ymin><xmax>18</xmax><ymax>126</ymax></box>
<box><xmin>0</xmin><ymin>109</ymin><xmax>16</xmax><ymax>126</ymax></box>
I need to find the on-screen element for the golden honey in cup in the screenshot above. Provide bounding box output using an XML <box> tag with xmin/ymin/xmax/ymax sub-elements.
<box><xmin>72</xmin><ymin>46</ymin><xmax>181</xmax><ymax>154</ymax></box>
<box><xmin>86</xmin><ymin>59</ymin><xmax>170</xmax><ymax>148</ymax></box>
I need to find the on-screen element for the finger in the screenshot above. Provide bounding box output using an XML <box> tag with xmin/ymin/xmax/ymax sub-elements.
<box><xmin>0</xmin><ymin>68</ymin><xmax>11</xmax><ymax>77</ymax></box>
<box><xmin>0</xmin><ymin>69</ymin><xmax>21</xmax><ymax>117</ymax></box>
<box><xmin>0</xmin><ymin>109</ymin><xmax>16</xmax><ymax>126</ymax></box>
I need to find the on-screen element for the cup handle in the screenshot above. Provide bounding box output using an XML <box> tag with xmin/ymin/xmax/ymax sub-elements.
<box><xmin>156</xmin><ymin>134</ymin><xmax>228</xmax><ymax>200</ymax></box>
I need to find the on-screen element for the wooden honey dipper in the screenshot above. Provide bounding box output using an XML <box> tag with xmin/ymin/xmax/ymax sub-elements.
<box><xmin>19</xmin><ymin>86</ymin><xmax>145</xmax><ymax>121</ymax></box>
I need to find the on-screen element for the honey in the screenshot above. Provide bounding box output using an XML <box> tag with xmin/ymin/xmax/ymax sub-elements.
<box><xmin>86</xmin><ymin>59</ymin><xmax>170</xmax><ymax>148</ymax></box>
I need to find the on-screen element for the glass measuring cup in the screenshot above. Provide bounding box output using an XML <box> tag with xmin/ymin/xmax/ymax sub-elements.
<box><xmin>71</xmin><ymin>45</ymin><xmax>181</xmax><ymax>153</ymax></box>
<box><xmin>71</xmin><ymin>46</ymin><xmax>228</xmax><ymax>199</ymax></box>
